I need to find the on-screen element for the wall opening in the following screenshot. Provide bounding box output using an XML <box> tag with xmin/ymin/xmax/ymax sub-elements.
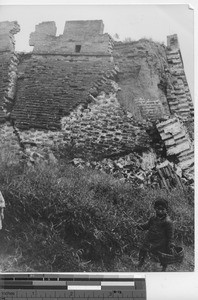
<box><xmin>75</xmin><ymin>45</ymin><xmax>81</xmax><ymax>53</ymax></box>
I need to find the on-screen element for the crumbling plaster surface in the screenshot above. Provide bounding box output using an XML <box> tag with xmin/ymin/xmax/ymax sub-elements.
<box><xmin>113</xmin><ymin>40</ymin><xmax>170</xmax><ymax>121</ymax></box>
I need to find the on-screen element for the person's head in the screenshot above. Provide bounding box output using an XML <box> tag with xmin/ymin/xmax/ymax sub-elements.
<box><xmin>154</xmin><ymin>197</ymin><xmax>168</xmax><ymax>218</ymax></box>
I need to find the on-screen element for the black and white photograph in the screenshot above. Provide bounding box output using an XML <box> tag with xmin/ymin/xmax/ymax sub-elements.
<box><xmin>0</xmin><ymin>3</ymin><xmax>194</xmax><ymax>274</ymax></box>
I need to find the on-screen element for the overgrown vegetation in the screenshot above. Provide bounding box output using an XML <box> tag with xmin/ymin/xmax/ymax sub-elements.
<box><xmin>0</xmin><ymin>145</ymin><xmax>194</xmax><ymax>272</ymax></box>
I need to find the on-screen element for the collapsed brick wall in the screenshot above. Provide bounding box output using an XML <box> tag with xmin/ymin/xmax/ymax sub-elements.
<box><xmin>60</xmin><ymin>91</ymin><xmax>151</xmax><ymax>159</ymax></box>
<box><xmin>0</xmin><ymin>20</ymin><xmax>194</xmax><ymax>187</ymax></box>
<box><xmin>166</xmin><ymin>34</ymin><xmax>194</xmax><ymax>118</ymax></box>
<box><xmin>12</xmin><ymin>54</ymin><xmax>116</xmax><ymax>130</ymax></box>
<box><xmin>156</xmin><ymin>117</ymin><xmax>194</xmax><ymax>180</ymax></box>
<box><xmin>113</xmin><ymin>40</ymin><xmax>170</xmax><ymax>121</ymax></box>
<box><xmin>15</xmin><ymin>89</ymin><xmax>151</xmax><ymax>162</ymax></box>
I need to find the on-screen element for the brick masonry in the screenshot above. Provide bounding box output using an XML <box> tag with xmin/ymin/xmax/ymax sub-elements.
<box><xmin>60</xmin><ymin>90</ymin><xmax>151</xmax><ymax>158</ymax></box>
<box><xmin>12</xmin><ymin>54</ymin><xmax>116</xmax><ymax>130</ymax></box>
<box><xmin>0</xmin><ymin>21</ymin><xmax>194</xmax><ymax>183</ymax></box>
<box><xmin>5</xmin><ymin>89</ymin><xmax>151</xmax><ymax>163</ymax></box>
<box><xmin>165</xmin><ymin>34</ymin><xmax>194</xmax><ymax>119</ymax></box>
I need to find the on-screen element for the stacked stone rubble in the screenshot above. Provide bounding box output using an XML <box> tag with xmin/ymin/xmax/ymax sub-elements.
<box><xmin>156</xmin><ymin>117</ymin><xmax>194</xmax><ymax>180</ymax></box>
<box><xmin>61</xmin><ymin>90</ymin><xmax>151</xmax><ymax>158</ymax></box>
<box><xmin>70</xmin><ymin>153</ymin><xmax>187</xmax><ymax>191</ymax></box>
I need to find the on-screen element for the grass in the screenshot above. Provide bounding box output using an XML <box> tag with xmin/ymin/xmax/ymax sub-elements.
<box><xmin>0</xmin><ymin>145</ymin><xmax>194</xmax><ymax>272</ymax></box>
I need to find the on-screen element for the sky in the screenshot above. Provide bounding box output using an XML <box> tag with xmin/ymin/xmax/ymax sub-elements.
<box><xmin>0</xmin><ymin>4</ymin><xmax>194</xmax><ymax>99</ymax></box>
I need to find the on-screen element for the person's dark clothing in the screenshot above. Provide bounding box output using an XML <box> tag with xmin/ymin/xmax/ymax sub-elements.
<box><xmin>137</xmin><ymin>214</ymin><xmax>174</xmax><ymax>259</ymax></box>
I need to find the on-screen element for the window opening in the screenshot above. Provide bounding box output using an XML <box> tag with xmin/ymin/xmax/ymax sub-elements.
<box><xmin>75</xmin><ymin>45</ymin><xmax>81</xmax><ymax>53</ymax></box>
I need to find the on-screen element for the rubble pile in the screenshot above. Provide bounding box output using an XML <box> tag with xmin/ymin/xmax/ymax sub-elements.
<box><xmin>156</xmin><ymin>117</ymin><xmax>194</xmax><ymax>180</ymax></box>
<box><xmin>71</xmin><ymin>152</ymin><xmax>188</xmax><ymax>191</ymax></box>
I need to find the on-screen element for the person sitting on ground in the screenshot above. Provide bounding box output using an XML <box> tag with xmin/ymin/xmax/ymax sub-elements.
<box><xmin>0</xmin><ymin>190</ymin><xmax>5</xmax><ymax>230</ymax></box>
<box><xmin>136</xmin><ymin>197</ymin><xmax>174</xmax><ymax>271</ymax></box>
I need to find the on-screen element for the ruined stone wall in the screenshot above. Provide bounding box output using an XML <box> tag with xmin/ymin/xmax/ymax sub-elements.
<box><xmin>166</xmin><ymin>34</ymin><xmax>194</xmax><ymax>119</ymax></box>
<box><xmin>113</xmin><ymin>40</ymin><xmax>170</xmax><ymax>121</ymax></box>
<box><xmin>30</xmin><ymin>20</ymin><xmax>113</xmax><ymax>55</ymax></box>
<box><xmin>0</xmin><ymin>21</ymin><xmax>20</xmax><ymax>122</ymax></box>
<box><xmin>156</xmin><ymin>117</ymin><xmax>194</xmax><ymax>180</ymax></box>
<box><xmin>16</xmin><ymin>89</ymin><xmax>151</xmax><ymax>161</ymax></box>
<box><xmin>0</xmin><ymin>20</ymin><xmax>194</xmax><ymax>185</ymax></box>
<box><xmin>12</xmin><ymin>54</ymin><xmax>116</xmax><ymax>130</ymax></box>
<box><xmin>8</xmin><ymin>20</ymin><xmax>118</xmax><ymax>130</ymax></box>
<box><xmin>60</xmin><ymin>91</ymin><xmax>151</xmax><ymax>159</ymax></box>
